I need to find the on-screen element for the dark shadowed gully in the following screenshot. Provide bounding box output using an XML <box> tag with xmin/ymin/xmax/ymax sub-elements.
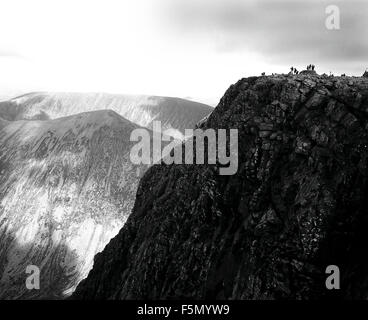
<box><xmin>73</xmin><ymin>73</ymin><xmax>368</xmax><ymax>300</ymax></box>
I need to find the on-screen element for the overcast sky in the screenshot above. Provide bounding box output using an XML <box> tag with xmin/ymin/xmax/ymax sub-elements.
<box><xmin>0</xmin><ymin>0</ymin><xmax>367</xmax><ymax>105</ymax></box>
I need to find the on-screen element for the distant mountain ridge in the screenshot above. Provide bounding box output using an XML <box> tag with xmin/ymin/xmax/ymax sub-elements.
<box><xmin>0</xmin><ymin>92</ymin><xmax>213</xmax><ymax>139</ymax></box>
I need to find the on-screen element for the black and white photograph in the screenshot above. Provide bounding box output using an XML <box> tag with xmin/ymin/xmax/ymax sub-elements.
<box><xmin>0</xmin><ymin>0</ymin><xmax>368</xmax><ymax>315</ymax></box>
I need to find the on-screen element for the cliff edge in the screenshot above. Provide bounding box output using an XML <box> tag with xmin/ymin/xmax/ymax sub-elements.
<box><xmin>73</xmin><ymin>73</ymin><xmax>368</xmax><ymax>299</ymax></box>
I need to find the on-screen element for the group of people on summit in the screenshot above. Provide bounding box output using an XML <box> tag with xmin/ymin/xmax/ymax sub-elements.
<box><xmin>262</xmin><ymin>66</ymin><xmax>368</xmax><ymax>78</ymax></box>
<box><xmin>290</xmin><ymin>65</ymin><xmax>315</xmax><ymax>75</ymax></box>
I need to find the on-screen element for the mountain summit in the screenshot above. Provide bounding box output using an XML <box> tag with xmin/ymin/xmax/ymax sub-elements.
<box><xmin>73</xmin><ymin>73</ymin><xmax>368</xmax><ymax>299</ymax></box>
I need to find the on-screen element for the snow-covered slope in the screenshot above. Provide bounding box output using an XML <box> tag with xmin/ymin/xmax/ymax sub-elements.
<box><xmin>0</xmin><ymin>92</ymin><xmax>213</xmax><ymax>139</ymax></box>
<box><xmin>0</xmin><ymin>117</ymin><xmax>8</xmax><ymax>130</ymax></box>
<box><xmin>0</xmin><ymin>110</ymin><xmax>151</xmax><ymax>299</ymax></box>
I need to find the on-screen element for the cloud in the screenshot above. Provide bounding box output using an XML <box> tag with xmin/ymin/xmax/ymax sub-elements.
<box><xmin>0</xmin><ymin>0</ymin><xmax>366</xmax><ymax>102</ymax></box>
<box><xmin>159</xmin><ymin>0</ymin><xmax>368</xmax><ymax>66</ymax></box>
<box><xmin>0</xmin><ymin>51</ymin><xmax>20</xmax><ymax>58</ymax></box>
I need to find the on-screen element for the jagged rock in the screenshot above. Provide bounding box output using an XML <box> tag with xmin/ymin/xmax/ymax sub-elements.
<box><xmin>364</xmin><ymin>71</ymin><xmax>368</xmax><ymax>78</ymax></box>
<box><xmin>73</xmin><ymin>73</ymin><xmax>368</xmax><ymax>300</ymax></box>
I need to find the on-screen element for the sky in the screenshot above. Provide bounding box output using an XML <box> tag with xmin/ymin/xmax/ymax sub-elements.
<box><xmin>0</xmin><ymin>0</ymin><xmax>367</xmax><ymax>105</ymax></box>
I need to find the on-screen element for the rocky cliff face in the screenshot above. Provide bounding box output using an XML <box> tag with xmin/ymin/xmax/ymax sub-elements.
<box><xmin>0</xmin><ymin>93</ymin><xmax>213</xmax><ymax>139</ymax></box>
<box><xmin>73</xmin><ymin>73</ymin><xmax>368</xmax><ymax>299</ymax></box>
<box><xmin>0</xmin><ymin>110</ymin><xmax>150</xmax><ymax>299</ymax></box>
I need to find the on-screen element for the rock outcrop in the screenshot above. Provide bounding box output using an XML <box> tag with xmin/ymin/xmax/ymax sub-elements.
<box><xmin>73</xmin><ymin>73</ymin><xmax>368</xmax><ymax>299</ymax></box>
